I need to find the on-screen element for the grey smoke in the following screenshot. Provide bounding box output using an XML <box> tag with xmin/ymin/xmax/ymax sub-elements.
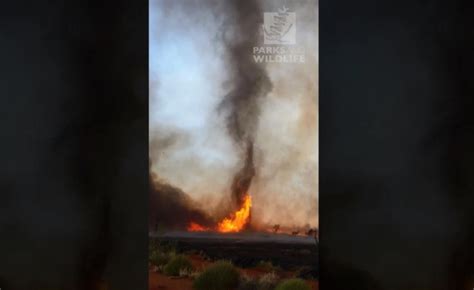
<box><xmin>149</xmin><ymin>0</ymin><xmax>318</xmax><ymax>229</ymax></box>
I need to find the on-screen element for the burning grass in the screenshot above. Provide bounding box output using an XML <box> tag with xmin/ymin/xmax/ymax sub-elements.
<box><xmin>188</xmin><ymin>194</ymin><xmax>252</xmax><ymax>233</ymax></box>
<box><xmin>187</xmin><ymin>222</ymin><xmax>210</xmax><ymax>232</ymax></box>
<box><xmin>217</xmin><ymin>194</ymin><xmax>252</xmax><ymax>233</ymax></box>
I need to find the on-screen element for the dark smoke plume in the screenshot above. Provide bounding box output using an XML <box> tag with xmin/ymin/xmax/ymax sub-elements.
<box><xmin>149</xmin><ymin>172</ymin><xmax>213</xmax><ymax>230</ymax></box>
<box><xmin>230</xmin><ymin>142</ymin><xmax>256</xmax><ymax>206</ymax></box>
<box><xmin>219</xmin><ymin>0</ymin><xmax>272</xmax><ymax>208</ymax></box>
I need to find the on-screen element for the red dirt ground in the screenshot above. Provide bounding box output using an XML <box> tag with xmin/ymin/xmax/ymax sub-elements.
<box><xmin>149</xmin><ymin>255</ymin><xmax>318</xmax><ymax>290</ymax></box>
<box><xmin>149</xmin><ymin>271</ymin><xmax>194</xmax><ymax>290</ymax></box>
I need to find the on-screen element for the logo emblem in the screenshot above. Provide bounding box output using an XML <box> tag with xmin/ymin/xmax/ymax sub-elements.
<box><xmin>263</xmin><ymin>6</ymin><xmax>296</xmax><ymax>45</ymax></box>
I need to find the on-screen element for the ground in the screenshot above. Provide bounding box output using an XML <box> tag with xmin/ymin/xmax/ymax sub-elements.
<box><xmin>148</xmin><ymin>254</ymin><xmax>318</xmax><ymax>290</ymax></box>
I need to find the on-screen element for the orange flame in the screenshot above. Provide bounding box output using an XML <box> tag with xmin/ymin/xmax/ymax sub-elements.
<box><xmin>187</xmin><ymin>222</ymin><xmax>209</xmax><ymax>232</ymax></box>
<box><xmin>217</xmin><ymin>195</ymin><xmax>252</xmax><ymax>233</ymax></box>
<box><xmin>187</xmin><ymin>194</ymin><xmax>252</xmax><ymax>233</ymax></box>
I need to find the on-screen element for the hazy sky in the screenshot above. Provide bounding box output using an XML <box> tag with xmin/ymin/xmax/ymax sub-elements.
<box><xmin>150</xmin><ymin>0</ymin><xmax>318</xmax><ymax>228</ymax></box>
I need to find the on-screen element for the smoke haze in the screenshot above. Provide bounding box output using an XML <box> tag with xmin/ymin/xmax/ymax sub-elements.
<box><xmin>149</xmin><ymin>0</ymin><xmax>318</xmax><ymax>229</ymax></box>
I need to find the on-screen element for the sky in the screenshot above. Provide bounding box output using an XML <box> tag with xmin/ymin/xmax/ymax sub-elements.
<box><xmin>149</xmin><ymin>0</ymin><xmax>318</xmax><ymax>229</ymax></box>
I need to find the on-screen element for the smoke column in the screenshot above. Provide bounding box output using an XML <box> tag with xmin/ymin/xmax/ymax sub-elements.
<box><xmin>218</xmin><ymin>0</ymin><xmax>272</xmax><ymax>209</ymax></box>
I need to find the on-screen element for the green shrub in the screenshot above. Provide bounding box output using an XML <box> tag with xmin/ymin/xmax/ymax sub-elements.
<box><xmin>193</xmin><ymin>261</ymin><xmax>240</xmax><ymax>290</ymax></box>
<box><xmin>149</xmin><ymin>250</ymin><xmax>170</xmax><ymax>267</ymax></box>
<box><xmin>275</xmin><ymin>279</ymin><xmax>310</xmax><ymax>290</ymax></box>
<box><xmin>163</xmin><ymin>255</ymin><xmax>193</xmax><ymax>276</ymax></box>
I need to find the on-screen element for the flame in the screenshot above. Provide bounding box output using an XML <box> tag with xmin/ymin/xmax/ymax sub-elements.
<box><xmin>217</xmin><ymin>195</ymin><xmax>252</xmax><ymax>233</ymax></box>
<box><xmin>187</xmin><ymin>194</ymin><xmax>252</xmax><ymax>233</ymax></box>
<box><xmin>187</xmin><ymin>222</ymin><xmax>209</xmax><ymax>232</ymax></box>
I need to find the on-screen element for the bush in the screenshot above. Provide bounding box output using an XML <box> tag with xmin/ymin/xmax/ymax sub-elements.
<box><xmin>163</xmin><ymin>255</ymin><xmax>193</xmax><ymax>276</ymax></box>
<box><xmin>149</xmin><ymin>250</ymin><xmax>170</xmax><ymax>267</ymax></box>
<box><xmin>237</xmin><ymin>272</ymin><xmax>279</xmax><ymax>290</ymax></box>
<box><xmin>275</xmin><ymin>279</ymin><xmax>310</xmax><ymax>290</ymax></box>
<box><xmin>193</xmin><ymin>261</ymin><xmax>240</xmax><ymax>290</ymax></box>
